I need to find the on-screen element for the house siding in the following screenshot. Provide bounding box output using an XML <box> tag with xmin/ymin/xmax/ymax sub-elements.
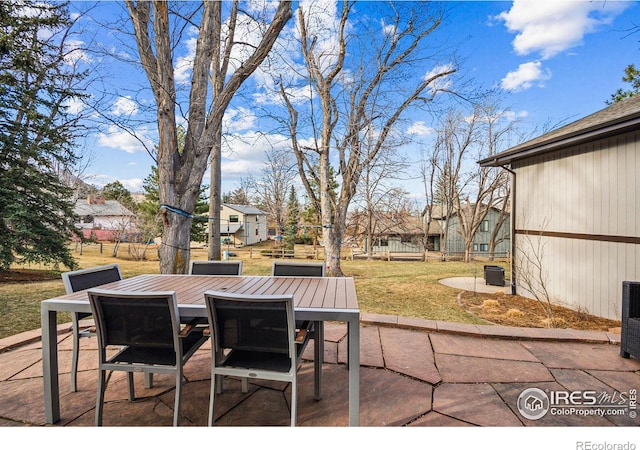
<box><xmin>445</xmin><ymin>208</ymin><xmax>510</xmax><ymax>256</ymax></box>
<box><xmin>220</xmin><ymin>205</ymin><xmax>268</xmax><ymax>246</ymax></box>
<box><xmin>513</xmin><ymin>130</ymin><xmax>640</xmax><ymax>319</ymax></box>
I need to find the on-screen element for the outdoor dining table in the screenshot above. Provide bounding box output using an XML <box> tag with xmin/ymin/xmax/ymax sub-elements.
<box><xmin>40</xmin><ymin>274</ymin><xmax>361</xmax><ymax>426</ymax></box>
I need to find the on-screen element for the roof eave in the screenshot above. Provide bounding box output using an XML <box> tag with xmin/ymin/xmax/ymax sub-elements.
<box><xmin>479</xmin><ymin>115</ymin><xmax>640</xmax><ymax>167</ymax></box>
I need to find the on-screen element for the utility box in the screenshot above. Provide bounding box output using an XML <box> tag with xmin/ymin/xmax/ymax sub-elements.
<box><xmin>484</xmin><ymin>265</ymin><xmax>505</xmax><ymax>287</ymax></box>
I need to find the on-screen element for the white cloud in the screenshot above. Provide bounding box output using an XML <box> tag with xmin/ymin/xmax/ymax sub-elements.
<box><xmin>496</xmin><ymin>0</ymin><xmax>629</xmax><ymax>60</ymax></box>
<box><xmin>97</xmin><ymin>125</ymin><xmax>154</xmax><ymax>154</ymax></box>
<box><xmin>424</xmin><ymin>63</ymin><xmax>455</xmax><ymax>93</ymax></box>
<box><xmin>64</xmin><ymin>39</ymin><xmax>92</xmax><ymax>65</ymax></box>
<box><xmin>174</xmin><ymin>27</ymin><xmax>198</xmax><ymax>84</ymax></box>
<box><xmin>501</xmin><ymin>61</ymin><xmax>551</xmax><ymax>92</ymax></box>
<box><xmin>407</xmin><ymin>121</ymin><xmax>434</xmax><ymax>136</ymax></box>
<box><xmin>111</xmin><ymin>96</ymin><xmax>138</xmax><ymax>117</ymax></box>
<box><xmin>64</xmin><ymin>97</ymin><xmax>86</xmax><ymax>115</ymax></box>
<box><xmin>223</xmin><ymin>107</ymin><xmax>259</xmax><ymax>134</ymax></box>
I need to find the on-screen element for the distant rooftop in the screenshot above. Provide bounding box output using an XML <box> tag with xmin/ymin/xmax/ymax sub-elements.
<box><xmin>74</xmin><ymin>198</ymin><xmax>135</xmax><ymax>217</ymax></box>
<box><xmin>224</xmin><ymin>203</ymin><xmax>267</xmax><ymax>215</ymax></box>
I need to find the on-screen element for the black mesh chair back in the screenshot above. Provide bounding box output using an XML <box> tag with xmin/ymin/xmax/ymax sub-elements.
<box><xmin>272</xmin><ymin>261</ymin><xmax>325</xmax><ymax>277</ymax></box>
<box><xmin>61</xmin><ymin>264</ymin><xmax>122</xmax><ymax>392</ymax></box>
<box><xmin>92</xmin><ymin>294</ymin><xmax>177</xmax><ymax>353</ymax></box>
<box><xmin>204</xmin><ymin>290</ymin><xmax>307</xmax><ymax>426</ymax></box>
<box><xmin>88</xmin><ymin>288</ymin><xmax>207</xmax><ymax>426</ymax></box>
<box><xmin>189</xmin><ymin>260</ymin><xmax>243</xmax><ymax>275</ymax></box>
<box><xmin>213</xmin><ymin>297</ymin><xmax>292</xmax><ymax>369</ymax></box>
<box><xmin>63</xmin><ymin>265</ymin><xmax>122</xmax><ymax>293</ymax></box>
<box><xmin>621</xmin><ymin>281</ymin><xmax>640</xmax><ymax>360</ymax></box>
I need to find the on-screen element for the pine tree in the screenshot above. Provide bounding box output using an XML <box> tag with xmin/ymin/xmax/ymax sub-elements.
<box><xmin>608</xmin><ymin>64</ymin><xmax>640</xmax><ymax>104</ymax></box>
<box><xmin>0</xmin><ymin>1</ymin><xmax>85</xmax><ymax>270</ymax></box>
<box><xmin>284</xmin><ymin>186</ymin><xmax>300</xmax><ymax>249</ymax></box>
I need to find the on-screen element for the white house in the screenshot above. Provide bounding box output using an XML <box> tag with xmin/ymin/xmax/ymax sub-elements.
<box><xmin>73</xmin><ymin>195</ymin><xmax>136</xmax><ymax>240</ymax></box>
<box><xmin>479</xmin><ymin>95</ymin><xmax>640</xmax><ymax>320</ymax></box>
<box><xmin>220</xmin><ymin>204</ymin><xmax>268</xmax><ymax>246</ymax></box>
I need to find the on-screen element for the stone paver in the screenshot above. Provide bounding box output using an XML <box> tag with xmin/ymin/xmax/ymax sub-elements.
<box><xmin>1</xmin><ymin>316</ymin><xmax>639</xmax><ymax>428</ymax></box>
<box><xmin>433</xmin><ymin>383</ymin><xmax>523</xmax><ymax>426</ymax></box>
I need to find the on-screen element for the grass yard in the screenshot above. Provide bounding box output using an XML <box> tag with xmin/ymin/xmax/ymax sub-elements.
<box><xmin>0</xmin><ymin>241</ymin><xmax>496</xmax><ymax>340</ymax></box>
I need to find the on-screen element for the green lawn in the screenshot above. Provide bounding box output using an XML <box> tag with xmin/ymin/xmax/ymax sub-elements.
<box><xmin>0</xmin><ymin>242</ymin><xmax>507</xmax><ymax>340</ymax></box>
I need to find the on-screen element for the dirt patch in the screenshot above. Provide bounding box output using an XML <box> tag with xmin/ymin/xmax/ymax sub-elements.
<box><xmin>458</xmin><ymin>291</ymin><xmax>621</xmax><ymax>332</ymax></box>
<box><xmin>0</xmin><ymin>269</ymin><xmax>59</xmax><ymax>282</ymax></box>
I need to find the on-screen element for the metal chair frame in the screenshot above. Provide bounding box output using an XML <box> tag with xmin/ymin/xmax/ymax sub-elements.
<box><xmin>204</xmin><ymin>290</ymin><xmax>312</xmax><ymax>426</ymax></box>
<box><xmin>189</xmin><ymin>260</ymin><xmax>243</xmax><ymax>275</ymax></box>
<box><xmin>88</xmin><ymin>288</ymin><xmax>207</xmax><ymax>426</ymax></box>
<box><xmin>271</xmin><ymin>261</ymin><xmax>325</xmax><ymax>277</ymax></box>
<box><xmin>61</xmin><ymin>264</ymin><xmax>122</xmax><ymax>392</ymax></box>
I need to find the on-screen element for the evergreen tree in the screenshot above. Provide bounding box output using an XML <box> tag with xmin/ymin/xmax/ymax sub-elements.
<box><xmin>608</xmin><ymin>64</ymin><xmax>640</xmax><ymax>104</ymax></box>
<box><xmin>102</xmin><ymin>181</ymin><xmax>137</xmax><ymax>213</ymax></box>
<box><xmin>0</xmin><ymin>1</ymin><xmax>85</xmax><ymax>270</ymax></box>
<box><xmin>284</xmin><ymin>186</ymin><xmax>300</xmax><ymax>248</ymax></box>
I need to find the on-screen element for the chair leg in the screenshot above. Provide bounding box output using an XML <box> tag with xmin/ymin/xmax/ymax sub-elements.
<box><xmin>290</xmin><ymin>379</ymin><xmax>297</xmax><ymax>427</ymax></box>
<box><xmin>216</xmin><ymin>375</ymin><xmax>223</xmax><ymax>394</ymax></box>
<box><xmin>208</xmin><ymin>372</ymin><xmax>217</xmax><ymax>426</ymax></box>
<box><xmin>313</xmin><ymin>320</ymin><xmax>324</xmax><ymax>400</ymax></box>
<box><xmin>95</xmin><ymin>369</ymin><xmax>106</xmax><ymax>426</ymax></box>
<box><xmin>144</xmin><ymin>373</ymin><xmax>153</xmax><ymax>388</ymax></box>
<box><xmin>71</xmin><ymin>316</ymin><xmax>81</xmax><ymax>392</ymax></box>
<box><xmin>127</xmin><ymin>372</ymin><xmax>135</xmax><ymax>401</ymax></box>
<box><xmin>173</xmin><ymin>372</ymin><xmax>182</xmax><ymax>427</ymax></box>
<box><xmin>241</xmin><ymin>377</ymin><xmax>249</xmax><ymax>393</ymax></box>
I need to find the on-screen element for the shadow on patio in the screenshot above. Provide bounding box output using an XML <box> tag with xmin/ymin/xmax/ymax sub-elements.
<box><xmin>1</xmin><ymin>314</ymin><xmax>639</xmax><ymax>427</ymax></box>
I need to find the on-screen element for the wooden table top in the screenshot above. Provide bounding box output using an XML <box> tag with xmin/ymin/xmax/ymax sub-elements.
<box><xmin>51</xmin><ymin>274</ymin><xmax>359</xmax><ymax>312</ymax></box>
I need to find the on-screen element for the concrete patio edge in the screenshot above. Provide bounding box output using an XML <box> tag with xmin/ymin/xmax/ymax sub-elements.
<box><xmin>1</xmin><ymin>315</ymin><xmax>621</xmax><ymax>355</ymax></box>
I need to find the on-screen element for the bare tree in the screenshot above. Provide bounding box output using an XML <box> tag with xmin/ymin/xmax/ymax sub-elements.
<box><xmin>279</xmin><ymin>1</ymin><xmax>457</xmax><ymax>275</ymax></box>
<box><xmin>125</xmin><ymin>1</ymin><xmax>292</xmax><ymax>273</ymax></box>
<box><xmin>517</xmin><ymin>216</ymin><xmax>558</xmax><ymax>327</ymax></box>
<box><xmin>432</xmin><ymin>108</ymin><xmax>473</xmax><ymax>259</ymax></box>
<box><xmin>433</xmin><ymin>101</ymin><xmax>517</xmax><ymax>262</ymax></box>
<box><xmin>419</xmin><ymin>144</ymin><xmax>441</xmax><ymax>259</ymax></box>
<box><xmin>351</xmin><ymin>128</ymin><xmax>410</xmax><ymax>258</ymax></box>
<box><xmin>245</xmin><ymin>146</ymin><xmax>297</xmax><ymax>236</ymax></box>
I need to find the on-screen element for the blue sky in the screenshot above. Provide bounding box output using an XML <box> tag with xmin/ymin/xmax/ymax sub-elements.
<box><xmin>67</xmin><ymin>1</ymin><xmax>640</xmax><ymax>198</ymax></box>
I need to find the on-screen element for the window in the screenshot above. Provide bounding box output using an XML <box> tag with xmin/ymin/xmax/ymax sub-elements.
<box><xmin>480</xmin><ymin>220</ymin><xmax>489</xmax><ymax>232</ymax></box>
<box><xmin>479</xmin><ymin>244</ymin><xmax>489</xmax><ymax>252</ymax></box>
<box><xmin>473</xmin><ymin>244</ymin><xmax>478</xmax><ymax>252</ymax></box>
<box><xmin>229</xmin><ymin>215</ymin><xmax>239</xmax><ymax>223</ymax></box>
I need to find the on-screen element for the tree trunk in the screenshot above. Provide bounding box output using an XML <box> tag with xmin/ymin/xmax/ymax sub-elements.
<box><xmin>207</xmin><ymin>126</ymin><xmax>223</xmax><ymax>261</ymax></box>
<box><xmin>159</xmin><ymin>210</ymin><xmax>192</xmax><ymax>274</ymax></box>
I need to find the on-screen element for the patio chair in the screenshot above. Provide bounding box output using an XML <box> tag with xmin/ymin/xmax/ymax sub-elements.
<box><xmin>620</xmin><ymin>281</ymin><xmax>640</xmax><ymax>360</ymax></box>
<box><xmin>61</xmin><ymin>264</ymin><xmax>122</xmax><ymax>392</ymax></box>
<box><xmin>271</xmin><ymin>261</ymin><xmax>325</xmax><ymax>277</ymax></box>
<box><xmin>88</xmin><ymin>288</ymin><xmax>208</xmax><ymax>426</ymax></box>
<box><xmin>189</xmin><ymin>260</ymin><xmax>243</xmax><ymax>275</ymax></box>
<box><xmin>203</xmin><ymin>290</ymin><xmax>313</xmax><ymax>426</ymax></box>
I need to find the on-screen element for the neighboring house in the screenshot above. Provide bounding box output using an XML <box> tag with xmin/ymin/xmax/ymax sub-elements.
<box><xmin>220</xmin><ymin>204</ymin><xmax>268</xmax><ymax>246</ymax></box>
<box><xmin>479</xmin><ymin>95</ymin><xmax>640</xmax><ymax>320</ymax></box>
<box><xmin>362</xmin><ymin>206</ymin><xmax>509</xmax><ymax>258</ymax></box>
<box><xmin>73</xmin><ymin>195</ymin><xmax>137</xmax><ymax>241</ymax></box>
<box><xmin>444</xmin><ymin>205</ymin><xmax>511</xmax><ymax>258</ymax></box>
<box><xmin>362</xmin><ymin>213</ymin><xmax>441</xmax><ymax>254</ymax></box>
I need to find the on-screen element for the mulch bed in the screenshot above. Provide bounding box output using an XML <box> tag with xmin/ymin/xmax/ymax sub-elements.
<box><xmin>458</xmin><ymin>290</ymin><xmax>621</xmax><ymax>331</ymax></box>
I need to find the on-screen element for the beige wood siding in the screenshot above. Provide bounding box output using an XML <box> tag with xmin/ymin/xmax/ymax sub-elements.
<box><xmin>513</xmin><ymin>130</ymin><xmax>640</xmax><ymax>320</ymax></box>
